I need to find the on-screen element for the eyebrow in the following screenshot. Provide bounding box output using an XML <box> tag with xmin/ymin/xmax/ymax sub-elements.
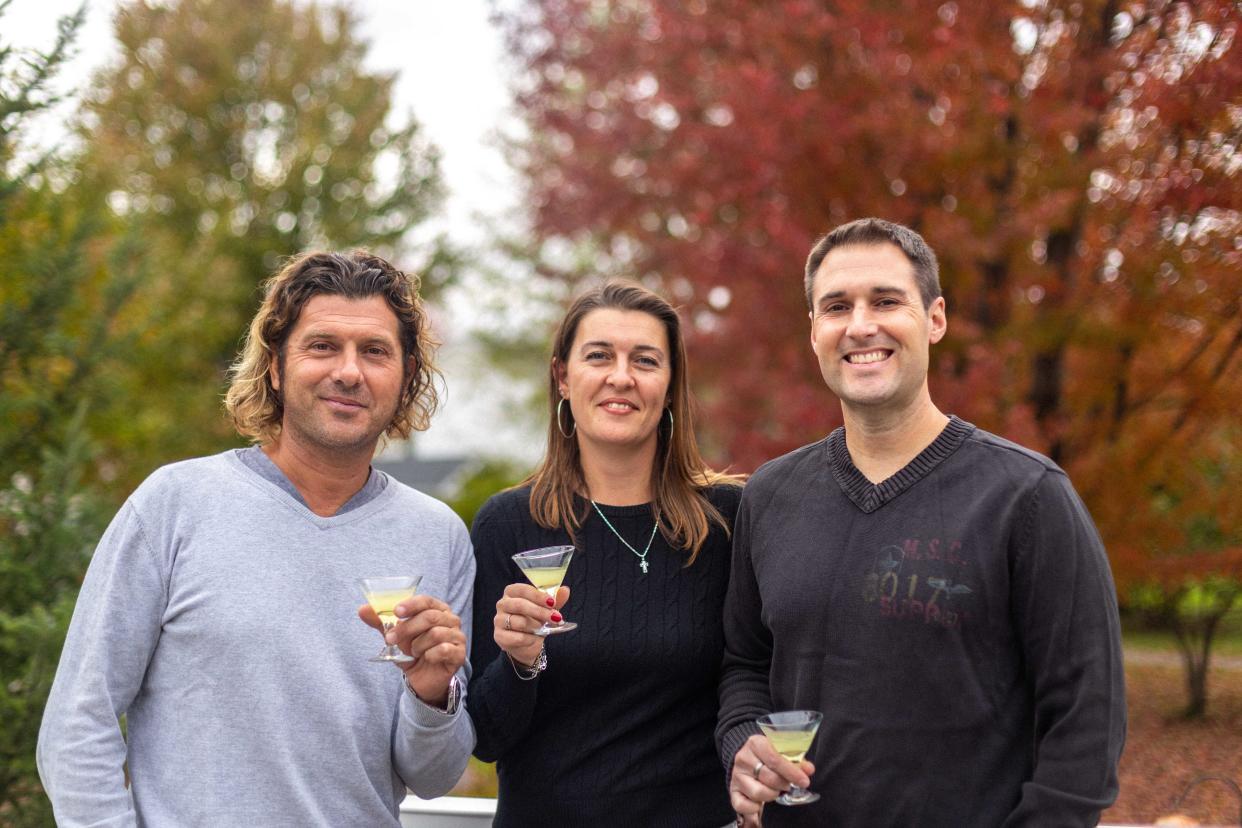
<box><xmin>297</xmin><ymin>328</ymin><xmax>399</xmax><ymax>347</ymax></box>
<box><xmin>580</xmin><ymin>339</ymin><xmax>666</xmax><ymax>356</ymax></box>
<box><xmin>816</xmin><ymin>285</ymin><xmax>911</xmax><ymax>306</ymax></box>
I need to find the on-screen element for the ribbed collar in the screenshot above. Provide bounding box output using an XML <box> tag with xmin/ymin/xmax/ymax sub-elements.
<box><xmin>827</xmin><ymin>416</ymin><xmax>975</xmax><ymax>513</ymax></box>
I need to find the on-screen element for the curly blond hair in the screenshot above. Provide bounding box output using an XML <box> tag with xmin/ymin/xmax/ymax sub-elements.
<box><xmin>225</xmin><ymin>250</ymin><xmax>440</xmax><ymax>444</ymax></box>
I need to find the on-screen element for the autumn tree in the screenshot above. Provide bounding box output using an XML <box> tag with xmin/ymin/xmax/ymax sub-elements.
<box><xmin>500</xmin><ymin>0</ymin><xmax>1242</xmax><ymax>715</ymax></box>
<box><xmin>74</xmin><ymin>0</ymin><xmax>446</xmax><ymax>485</ymax></box>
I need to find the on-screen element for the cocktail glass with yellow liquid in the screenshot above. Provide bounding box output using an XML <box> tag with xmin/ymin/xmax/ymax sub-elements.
<box><xmin>358</xmin><ymin>575</ymin><xmax>423</xmax><ymax>662</ymax></box>
<box><xmin>511</xmin><ymin>545</ymin><xmax>578</xmax><ymax>635</ymax></box>
<box><xmin>757</xmin><ymin>710</ymin><xmax>823</xmax><ymax>805</ymax></box>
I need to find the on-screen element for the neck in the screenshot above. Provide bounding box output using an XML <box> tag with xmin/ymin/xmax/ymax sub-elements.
<box><xmin>841</xmin><ymin>391</ymin><xmax>949</xmax><ymax>484</ymax></box>
<box><xmin>263</xmin><ymin>435</ymin><xmax>374</xmax><ymax>517</ymax></box>
<box><xmin>578</xmin><ymin>438</ymin><xmax>657</xmax><ymax>506</ymax></box>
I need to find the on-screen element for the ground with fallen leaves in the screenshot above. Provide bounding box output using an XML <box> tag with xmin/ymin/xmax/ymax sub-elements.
<box><xmin>1103</xmin><ymin>653</ymin><xmax>1242</xmax><ymax>826</ymax></box>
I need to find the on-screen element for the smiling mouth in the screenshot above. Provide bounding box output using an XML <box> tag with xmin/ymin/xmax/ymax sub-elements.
<box><xmin>600</xmin><ymin>400</ymin><xmax>638</xmax><ymax>412</ymax></box>
<box><xmin>324</xmin><ymin>397</ymin><xmax>366</xmax><ymax>409</ymax></box>
<box><xmin>844</xmin><ymin>350</ymin><xmax>892</xmax><ymax>365</ymax></box>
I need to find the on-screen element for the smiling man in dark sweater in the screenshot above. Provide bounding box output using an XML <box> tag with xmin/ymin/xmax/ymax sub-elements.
<box><xmin>716</xmin><ymin>218</ymin><xmax>1126</xmax><ymax>827</ymax></box>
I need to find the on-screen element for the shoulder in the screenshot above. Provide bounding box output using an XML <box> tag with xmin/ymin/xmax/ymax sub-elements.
<box><xmin>128</xmin><ymin>451</ymin><xmax>245</xmax><ymax>509</ymax></box>
<box><xmin>953</xmin><ymin>427</ymin><xmax>1093</xmax><ymax>531</ymax></box>
<box><xmin>471</xmin><ymin>487</ymin><xmax>534</xmax><ymax>535</ymax></box>
<box><xmin>702</xmin><ymin>480</ymin><xmax>745</xmax><ymax>521</ymax></box>
<box><xmin>745</xmin><ymin>436</ymin><xmax>830</xmax><ymax>495</ymax></box>
<box><xmin>380</xmin><ymin>474</ymin><xmax>469</xmax><ymax>533</ymax></box>
<box><xmin>958</xmin><ymin>426</ymin><xmax>1067</xmax><ymax>484</ymax></box>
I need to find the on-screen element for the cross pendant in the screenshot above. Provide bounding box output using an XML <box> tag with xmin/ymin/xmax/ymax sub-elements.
<box><xmin>640</xmin><ymin>560</ymin><xmax>649</xmax><ymax>574</ymax></box>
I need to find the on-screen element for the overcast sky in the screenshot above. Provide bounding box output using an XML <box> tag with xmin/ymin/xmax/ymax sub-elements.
<box><xmin>7</xmin><ymin>0</ymin><xmax>545</xmax><ymax>464</ymax></box>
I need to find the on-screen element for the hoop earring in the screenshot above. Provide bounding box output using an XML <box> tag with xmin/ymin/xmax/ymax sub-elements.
<box><xmin>557</xmin><ymin>398</ymin><xmax>576</xmax><ymax>438</ymax></box>
<box><xmin>665</xmin><ymin>407</ymin><xmax>674</xmax><ymax>435</ymax></box>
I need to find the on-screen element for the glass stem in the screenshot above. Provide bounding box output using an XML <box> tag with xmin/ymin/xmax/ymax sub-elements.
<box><xmin>383</xmin><ymin>620</ymin><xmax>399</xmax><ymax>656</ymax></box>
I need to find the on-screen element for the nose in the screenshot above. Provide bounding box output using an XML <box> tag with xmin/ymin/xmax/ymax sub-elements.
<box><xmin>844</xmin><ymin>305</ymin><xmax>878</xmax><ymax>340</ymax></box>
<box><xmin>607</xmin><ymin>359</ymin><xmax>636</xmax><ymax>389</ymax></box>
<box><xmin>332</xmin><ymin>346</ymin><xmax>363</xmax><ymax>387</ymax></box>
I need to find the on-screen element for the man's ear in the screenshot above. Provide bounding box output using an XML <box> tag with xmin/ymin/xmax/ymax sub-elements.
<box><xmin>927</xmin><ymin>297</ymin><xmax>947</xmax><ymax>345</ymax></box>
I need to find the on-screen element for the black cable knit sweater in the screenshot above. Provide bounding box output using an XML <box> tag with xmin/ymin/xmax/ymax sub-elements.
<box><xmin>468</xmin><ymin>484</ymin><xmax>741</xmax><ymax>828</ymax></box>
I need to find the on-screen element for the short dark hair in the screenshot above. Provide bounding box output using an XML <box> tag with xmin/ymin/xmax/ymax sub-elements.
<box><xmin>804</xmin><ymin>218</ymin><xmax>941</xmax><ymax>310</ymax></box>
<box><xmin>225</xmin><ymin>250</ymin><xmax>440</xmax><ymax>443</ymax></box>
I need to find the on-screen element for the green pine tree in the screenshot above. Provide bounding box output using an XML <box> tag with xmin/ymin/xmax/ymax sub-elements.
<box><xmin>0</xmin><ymin>5</ymin><xmax>123</xmax><ymax>824</ymax></box>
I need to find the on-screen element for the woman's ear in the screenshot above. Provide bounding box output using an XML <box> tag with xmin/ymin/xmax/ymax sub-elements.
<box><xmin>553</xmin><ymin>358</ymin><xmax>568</xmax><ymax>397</ymax></box>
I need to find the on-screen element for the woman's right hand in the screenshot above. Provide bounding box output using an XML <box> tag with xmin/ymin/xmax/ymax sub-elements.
<box><xmin>493</xmin><ymin>583</ymin><xmax>570</xmax><ymax>668</ymax></box>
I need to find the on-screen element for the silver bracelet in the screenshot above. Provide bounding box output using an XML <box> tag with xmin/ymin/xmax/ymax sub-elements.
<box><xmin>507</xmin><ymin>647</ymin><xmax>547</xmax><ymax>680</ymax></box>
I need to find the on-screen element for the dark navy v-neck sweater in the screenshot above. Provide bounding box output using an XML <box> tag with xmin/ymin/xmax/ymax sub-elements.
<box><xmin>717</xmin><ymin>418</ymin><xmax>1126</xmax><ymax>827</ymax></box>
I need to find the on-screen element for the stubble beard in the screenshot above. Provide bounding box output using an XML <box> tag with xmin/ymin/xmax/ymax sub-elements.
<box><xmin>282</xmin><ymin>393</ymin><xmax>398</xmax><ymax>458</ymax></box>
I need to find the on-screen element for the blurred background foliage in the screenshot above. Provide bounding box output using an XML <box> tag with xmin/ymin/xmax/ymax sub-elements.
<box><xmin>0</xmin><ymin>0</ymin><xmax>453</xmax><ymax>819</ymax></box>
<box><xmin>2</xmin><ymin>0</ymin><xmax>1241</xmax><ymax>821</ymax></box>
<box><xmin>73</xmin><ymin>0</ymin><xmax>449</xmax><ymax>490</ymax></box>
<box><xmin>497</xmin><ymin>0</ymin><xmax>1242</xmax><ymax>720</ymax></box>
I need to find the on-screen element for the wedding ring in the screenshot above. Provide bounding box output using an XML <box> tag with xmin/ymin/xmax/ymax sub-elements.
<box><xmin>504</xmin><ymin>613</ymin><xmax>513</xmax><ymax>631</ymax></box>
<box><xmin>752</xmin><ymin>760</ymin><xmax>765</xmax><ymax>779</ymax></box>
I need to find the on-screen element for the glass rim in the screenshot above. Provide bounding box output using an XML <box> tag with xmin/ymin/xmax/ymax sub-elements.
<box><xmin>357</xmin><ymin>575</ymin><xmax>423</xmax><ymax>591</ymax></box>
<box><xmin>511</xmin><ymin>544</ymin><xmax>575</xmax><ymax>561</ymax></box>
<box><xmin>757</xmin><ymin>710</ymin><xmax>823</xmax><ymax>728</ymax></box>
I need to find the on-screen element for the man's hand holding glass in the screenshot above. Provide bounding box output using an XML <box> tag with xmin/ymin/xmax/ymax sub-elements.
<box><xmin>358</xmin><ymin>592</ymin><xmax>467</xmax><ymax>708</ymax></box>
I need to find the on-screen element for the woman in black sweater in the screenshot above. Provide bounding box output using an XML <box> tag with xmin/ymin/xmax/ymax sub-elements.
<box><xmin>467</xmin><ymin>281</ymin><xmax>743</xmax><ymax>827</ymax></box>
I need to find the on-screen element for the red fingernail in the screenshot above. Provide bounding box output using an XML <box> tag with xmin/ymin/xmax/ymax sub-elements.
<box><xmin>545</xmin><ymin>597</ymin><xmax>556</xmax><ymax>607</ymax></box>
<box><xmin>550</xmin><ymin>612</ymin><xmax>563</xmax><ymax>622</ymax></box>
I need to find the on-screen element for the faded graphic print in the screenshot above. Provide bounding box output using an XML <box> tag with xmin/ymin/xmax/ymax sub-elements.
<box><xmin>861</xmin><ymin>538</ymin><xmax>974</xmax><ymax>629</ymax></box>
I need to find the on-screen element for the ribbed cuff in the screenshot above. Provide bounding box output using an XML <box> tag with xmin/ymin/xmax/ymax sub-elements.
<box><xmin>401</xmin><ymin>676</ymin><xmax>466</xmax><ymax>730</ymax></box>
<box><xmin>720</xmin><ymin>720</ymin><xmax>763</xmax><ymax>784</ymax></box>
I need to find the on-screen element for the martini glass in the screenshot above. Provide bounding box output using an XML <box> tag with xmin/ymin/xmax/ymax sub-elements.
<box><xmin>511</xmin><ymin>545</ymin><xmax>578</xmax><ymax>635</ymax></box>
<box><xmin>358</xmin><ymin>575</ymin><xmax>422</xmax><ymax>662</ymax></box>
<box><xmin>757</xmin><ymin>710</ymin><xmax>823</xmax><ymax>805</ymax></box>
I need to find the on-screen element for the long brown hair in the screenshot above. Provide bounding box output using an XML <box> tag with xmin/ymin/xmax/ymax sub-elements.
<box><xmin>225</xmin><ymin>250</ymin><xmax>440</xmax><ymax>444</ymax></box>
<box><xmin>521</xmin><ymin>281</ymin><xmax>743</xmax><ymax>562</ymax></box>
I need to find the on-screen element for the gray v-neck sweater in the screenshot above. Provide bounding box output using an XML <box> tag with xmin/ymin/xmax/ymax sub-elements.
<box><xmin>38</xmin><ymin>450</ymin><xmax>476</xmax><ymax>827</ymax></box>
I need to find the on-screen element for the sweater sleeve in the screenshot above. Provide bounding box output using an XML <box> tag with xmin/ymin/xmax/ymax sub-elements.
<box><xmin>465</xmin><ymin>497</ymin><xmax>542</xmax><ymax>762</ymax></box>
<box><xmin>36</xmin><ymin>500</ymin><xmax>166</xmax><ymax>828</ymax></box>
<box><xmin>1001</xmin><ymin>470</ymin><xmax>1126</xmax><ymax>827</ymax></box>
<box><xmin>392</xmin><ymin>512</ymin><xmax>478</xmax><ymax>798</ymax></box>
<box><xmin>714</xmin><ymin>486</ymin><xmax>770</xmax><ymax>779</ymax></box>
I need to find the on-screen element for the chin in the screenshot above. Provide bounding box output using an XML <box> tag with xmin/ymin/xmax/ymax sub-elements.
<box><xmin>584</xmin><ymin>429</ymin><xmax>657</xmax><ymax>450</ymax></box>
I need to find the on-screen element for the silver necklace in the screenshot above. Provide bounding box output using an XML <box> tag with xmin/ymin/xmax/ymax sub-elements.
<box><xmin>590</xmin><ymin>500</ymin><xmax>660</xmax><ymax>574</ymax></box>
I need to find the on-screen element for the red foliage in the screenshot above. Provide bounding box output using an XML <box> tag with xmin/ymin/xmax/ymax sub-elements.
<box><xmin>500</xmin><ymin>1</ymin><xmax>1242</xmax><ymax>591</ymax></box>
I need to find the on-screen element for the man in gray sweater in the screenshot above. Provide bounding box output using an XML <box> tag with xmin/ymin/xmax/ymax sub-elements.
<box><xmin>717</xmin><ymin>219</ymin><xmax>1126</xmax><ymax>826</ymax></box>
<box><xmin>38</xmin><ymin>251</ymin><xmax>476</xmax><ymax>826</ymax></box>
